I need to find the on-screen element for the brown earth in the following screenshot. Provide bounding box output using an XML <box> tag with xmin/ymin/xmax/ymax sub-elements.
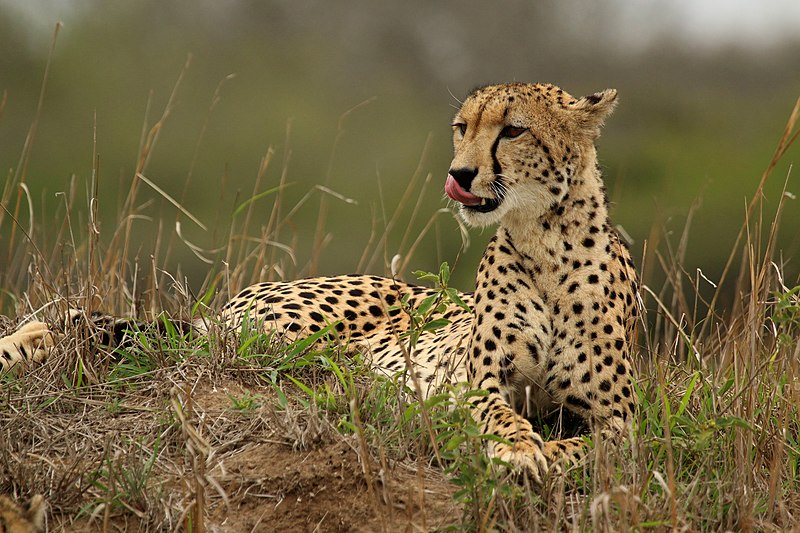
<box><xmin>195</xmin><ymin>381</ymin><xmax>462</xmax><ymax>533</ymax></box>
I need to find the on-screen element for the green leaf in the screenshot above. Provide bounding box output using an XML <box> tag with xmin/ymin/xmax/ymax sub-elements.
<box><xmin>158</xmin><ymin>316</ymin><xmax>180</xmax><ymax>342</ymax></box>
<box><xmin>285</xmin><ymin>375</ymin><xmax>312</xmax><ymax>408</ymax></box>
<box><xmin>273</xmin><ymin>386</ymin><xmax>288</xmax><ymax>408</ymax></box>
<box><xmin>445</xmin><ymin>433</ymin><xmax>465</xmax><ymax>451</ymax></box>
<box><xmin>37</xmin><ymin>397</ymin><xmax>59</xmax><ymax>409</ymax></box>
<box><xmin>717</xmin><ymin>377</ymin><xmax>735</xmax><ymax>396</ymax></box>
<box><xmin>400</xmin><ymin>294</ymin><xmax>411</xmax><ymax>308</ymax></box>
<box><xmin>237</xmin><ymin>334</ymin><xmax>263</xmax><ymax>356</ymax></box>
<box><xmin>422</xmin><ymin>318</ymin><xmax>451</xmax><ymax>332</ymax></box>
<box><xmin>439</xmin><ymin>262</ymin><xmax>451</xmax><ymax>285</ymax></box>
<box><xmin>338</xmin><ymin>419</ymin><xmax>357</xmax><ymax>433</ymax></box>
<box><xmin>715</xmin><ymin>415</ymin><xmax>754</xmax><ymax>431</ymax></box>
<box><xmin>675</xmin><ymin>371</ymin><xmax>699</xmax><ymax>418</ymax></box>
<box><xmin>319</xmin><ymin>354</ymin><xmax>350</xmax><ymax>394</ymax></box>
<box><xmin>445</xmin><ymin>287</ymin><xmax>471</xmax><ymax>312</ymax></box>
<box><xmin>413</xmin><ymin>270</ymin><xmax>440</xmax><ymax>283</ymax></box>
<box><xmin>416</xmin><ymin>294</ymin><xmax>439</xmax><ymax>317</ymax></box>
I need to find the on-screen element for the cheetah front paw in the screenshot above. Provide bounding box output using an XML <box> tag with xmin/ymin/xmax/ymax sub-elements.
<box><xmin>0</xmin><ymin>321</ymin><xmax>56</xmax><ymax>373</ymax></box>
<box><xmin>488</xmin><ymin>437</ymin><xmax>550</xmax><ymax>484</ymax></box>
<box><xmin>542</xmin><ymin>437</ymin><xmax>586</xmax><ymax>471</ymax></box>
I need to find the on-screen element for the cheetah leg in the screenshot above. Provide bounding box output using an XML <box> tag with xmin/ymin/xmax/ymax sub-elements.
<box><xmin>0</xmin><ymin>321</ymin><xmax>57</xmax><ymax>373</ymax></box>
<box><xmin>469</xmin><ymin>387</ymin><xmax>551</xmax><ymax>484</ymax></box>
<box><xmin>538</xmin><ymin>330</ymin><xmax>637</xmax><ymax>474</ymax></box>
<box><xmin>0</xmin><ymin>309</ymin><xmax>92</xmax><ymax>374</ymax></box>
<box><xmin>1</xmin><ymin>308</ymin><xmax>200</xmax><ymax>375</ymax></box>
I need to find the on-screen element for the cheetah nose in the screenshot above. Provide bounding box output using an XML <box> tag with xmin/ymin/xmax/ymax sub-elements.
<box><xmin>446</xmin><ymin>173</ymin><xmax>481</xmax><ymax>206</ymax></box>
<box><xmin>449</xmin><ymin>167</ymin><xmax>477</xmax><ymax>191</ymax></box>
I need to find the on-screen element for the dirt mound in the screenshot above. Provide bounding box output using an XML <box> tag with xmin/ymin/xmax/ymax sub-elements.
<box><xmin>215</xmin><ymin>439</ymin><xmax>458</xmax><ymax>532</ymax></box>
<box><xmin>194</xmin><ymin>380</ymin><xmax>460</xmax><ymax>532</ymax></box>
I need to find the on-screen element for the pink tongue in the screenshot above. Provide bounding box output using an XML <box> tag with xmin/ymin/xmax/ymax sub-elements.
<box><xmin>445</xmin><ymin>174</ymin><xmax>481</xmax><ymax>206</ymax></box>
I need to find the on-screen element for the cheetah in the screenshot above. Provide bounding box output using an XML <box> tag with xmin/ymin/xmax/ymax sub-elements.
<box><xmin>0</xmin><ymin>82</ymin><xmax>638</xmax><ymax>483</ymax></box>
<box><xmin>0</xmin><ymin>495</ymin><xmax>45</xmax><ymax>533</ymax></box>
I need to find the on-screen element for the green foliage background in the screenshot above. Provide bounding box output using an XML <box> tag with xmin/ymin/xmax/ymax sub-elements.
<box><xmin>1</xmin><ymin>1</ymin><xmax>799</xmax><ymax>298</ymax></box>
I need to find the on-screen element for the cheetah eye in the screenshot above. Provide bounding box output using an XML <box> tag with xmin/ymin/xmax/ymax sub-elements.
<box><xmin>500</xmin><ymin>125</ymin><xmax>526</xmax><ymax>138</ymax></box>
<box><xmin>452</xmin><ymin>123</ymin><xmax>467</xmax><ymax>136</ymax></box>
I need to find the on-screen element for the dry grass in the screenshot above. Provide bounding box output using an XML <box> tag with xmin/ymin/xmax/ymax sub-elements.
<box><xmin>2</xmin><ymin>30</ymin><xmax>800</xmax><ymax>531</ymax></box>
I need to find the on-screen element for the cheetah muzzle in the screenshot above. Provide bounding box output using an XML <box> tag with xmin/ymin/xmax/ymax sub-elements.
<box><xmin>445</xmin><ymin>169</ymin><xmax>503</xmax><ymax>214</ymax></box>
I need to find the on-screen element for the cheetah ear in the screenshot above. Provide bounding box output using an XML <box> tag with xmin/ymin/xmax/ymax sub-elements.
<box><xmin>568</xmin><ymin>89</ymin><xmax>618</xmax><ymax>137</ymax></box>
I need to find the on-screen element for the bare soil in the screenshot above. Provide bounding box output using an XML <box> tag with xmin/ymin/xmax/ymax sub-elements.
<box><xmin>194</xmin><ymin>381</ymin><xmax>461</xmax><ymax>533</ymax></box>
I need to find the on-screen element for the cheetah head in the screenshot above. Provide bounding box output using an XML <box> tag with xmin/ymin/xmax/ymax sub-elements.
<box><xmin>446</xmin><ymin>83</ymin><xmax>617</xmax><ymax>227</ymax></box>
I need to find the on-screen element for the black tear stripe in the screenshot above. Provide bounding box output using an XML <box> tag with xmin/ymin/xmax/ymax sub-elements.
<box><xmin>490</xmin><ymin>133</ymin><xmax>503</xmax><ymax>175</ymax></box>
